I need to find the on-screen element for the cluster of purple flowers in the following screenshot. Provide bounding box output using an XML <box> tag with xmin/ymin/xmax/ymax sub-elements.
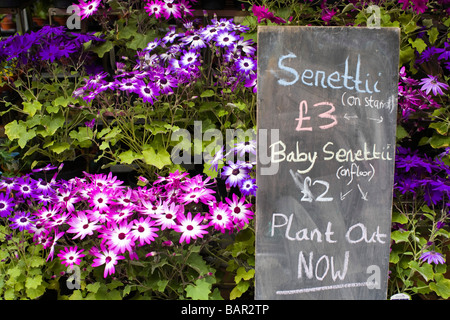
<box><xmin>398</xmin><ymin>39</ymin><xmax>449</xmax><ymax>121</ymax></box>
<box><xmin>75</xmin><ymin>16</ymin><xmax>256</xmax><ymax>105</ymax></box>
<box><xmin>0</xmin><ymin>25</ymin><xmax>102</xmax><ymax>67</ymax></box>
<box><xmin>394</xmin><ymin>146</ymin><xmax>450</xmax><ymax>207</ymax></box>
<box><xmin>0</xmin><ymin>167</ymin><xmax>254</xmax><ymax>278</ymax></box>
<box><xmin>398</xmin><ymin>66</ymin><xmax>444</xmax><ymax>120</ymax></box>
<box><xmin>215</xmin><ymin>140</ymin><xmax>257</xmax><ymax>197</ymax></box>
<box><xmin>394</xmin><ymin>147</ymin><xmax>450</xmax><ymax>266</ymax></box>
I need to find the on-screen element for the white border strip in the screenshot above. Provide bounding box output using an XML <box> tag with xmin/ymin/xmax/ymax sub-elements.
<box><xmin>276</xmin><ymin>282</ymin><xmax>370</xmax><ymax>295</ymax></box>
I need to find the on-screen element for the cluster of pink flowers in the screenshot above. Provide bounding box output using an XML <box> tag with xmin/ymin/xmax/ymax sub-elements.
<box><xmin>75</xmin><ymin>0</ymin><xmax>196</xmax><ymax>21</ymax></box>
<box><xmin>0</xmin><ymin>168</ymin><xmax>253</xmax><ymax>278</ymax></box>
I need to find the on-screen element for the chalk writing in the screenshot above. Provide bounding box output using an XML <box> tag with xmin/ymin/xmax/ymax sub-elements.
<box><xmin>276</xmin><ymin>53</ymin><xmax>381</xmax><ymax>94</ymax></box>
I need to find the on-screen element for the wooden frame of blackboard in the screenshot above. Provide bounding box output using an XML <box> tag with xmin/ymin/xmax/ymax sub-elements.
<box><xmin>255</xmin><ymin>26</ymin><xmax>400</xmax><ymax>300</ymax></box>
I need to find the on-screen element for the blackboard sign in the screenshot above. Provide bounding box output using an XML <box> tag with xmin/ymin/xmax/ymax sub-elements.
<box><xmin>255</xmin><ymin>26</ymin><xmax>400</xmax><ymax>300</ymax></box>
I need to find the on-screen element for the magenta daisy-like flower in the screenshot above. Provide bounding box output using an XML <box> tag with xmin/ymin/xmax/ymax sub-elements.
<box><xmin>130</xmin><ymin>216</ymin><xmax>159</xmax><ymax>246</ymax></box>
<box><xmin>46</xmin><ymin>230</ymin><xmax>65</xmax><ymax>262</ymax></box>
<box><xmin>67</xmin><ymin>211</ymin><xmax>101</xmax><ymax>240</ymax></box>
<box><xmin>208</xmin><ymin>202</ymin><xmax>232</xmax><ymax>233</ymax></box>
<box><xmin>57</xmin><ymin>188</ymin><xmax>80</xmax><ymax>212</ymax></box>
<box><xmin>179</xmin><ymin>186</ymin><xmax>216</xmax><ymax>205</ymax></box>
<box><xmin>117</xmin><ymin>77</ymin><xmax>140</xmax><ymax>93</ymax></box>
<box><xmin>144</xmin><ymin>0</ymin><xmax>166</xmax><ymax>19</ymax></box>
<box><xmin>162</xmin><ymin>26</ymin><xmax>181</xmax><ymax>44</ymax></box>
<box><xmin>88</xmin><ymin>187</ymin><xmax>112</xmax><ymax>213</ymax></box>
<box><xmin>225</xmin><ymin>193</ymin><xmax>254</xmax><ymax>225</ymax></box>
<box><xmin>162</xmin><ymin>1</ymin><xmax>181</xmax><ymax>19</ymax></box>
<box><xmin>182</xmin><ymin>33</ymin><xmax>206</xmax><ymax>50</ymax></box>
<box><xmin>102</xmin><ymin>220</ymin><xmax>135</xmax><ymax>254</ymax></box>
<box><xmin>91</xmin><ymin>245</ymin><xmax>125</xmax><ymax>278</ymax></box>
<box><xmin>137</xmin><ymin>81</ymin><xmax>160</xmax><ymax>104</ymax></box>
<box><xmin>46</xmin><ymin>212</ymin><xmax>71</xmax><ymax>229</ymax></box>
<box><xmin>79</xmin><ymin>0</ymin><xmax>102</xmax><ymax>20</ymax></box>
<box><xmin>200</xmin><ymin>25</ymin><xmax>220</xmax><ymax>42</ymax></box>
<box><xmin>0</xmin><ymin>177</ymin><xmax>17</xmax><ymax>194</ymax></box>
<box><xmin>13</xmin><ymin>176</ymin><xmax>35</xmax><ymax>199</ymax></box>
<box><xmin>152</xmin><ymin>200</ymin><xmax>182</xmax><ymax>230</ymax></box>
<box><xmin>0</xmin><ymin>192</ymin><xmax>14</xmax><ymax>217</ymax></box>
<box><xmin>57</xmin><ymin>246</ymin><xmax>85</xmax><ymax>268</ymax></box>
<box><xmin>139</xmin><ymin>198</ymin><xmax>165</xmax><ymax>216</ymax></box>
<box><xmin>36</xmin><ymin>204</ymin><xmax>60</xmax><ymax>223</ymax></box>
<box><xmin>419</xmin><ymin>75</ymin><xmax>449</xmax><ymax>96</ymax></box>
<box><xmin>420</xmin><ymin>250</ymin><xmax>446</xmax><ymax>265</ymax></box>
<box><xmin>174</xmin><ymin>212</ymin><xmax>209</xmax><ymax>244</ymax></box>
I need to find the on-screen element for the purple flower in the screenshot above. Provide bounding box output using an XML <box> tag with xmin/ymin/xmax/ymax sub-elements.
<box><xmin>437</xmin><ymin>42</ymin><xmax>450</xmax><ymax>61</ymax></box>
<box><xmin>85</xmin><ymin>118</ymin><xmax>95</xmax><ymax>129</ymax></box>
<box><xmin>419</xmin><ymin>75</ymin><xmax>449</xmax><ymax>96</ymax></box>
<box><xmin>240</xmin><ymin>178</ymin><xmax>257</xmax><ymax>197</ymax></box>
<box><xmin>420</xmin><ymin>251</ymin><xmax>446</xmax><ymax>265</ymax></box>
<box><xmin>0</xmin><ymin>192</ymin><xmax>14</xmax><ymax>217</ymax></box>
<box><xmin>136</xmin><ymin>81</ymin><xmax>160</xmax><ymax>104</ymax></box>
<box><xmin>251</xmin><ymin>5</ymin><xmax>286</xmax><ymax>24</ymax></box>
<box><xmin>179</xmin><ymin>49</ymin><xmax>200</xmax><ymax>67</ymax></box>
<box><xmin>221</xmin><ymin>161</ymin><xmax>251</xmax><ymax>188</ymax></box>
<box><xmin>214</xmin><ymin>30</ymin><xmax>238</xmax><ymax>48</ymax></box>
<box><xmin>9</xmin><ymin>212</ymin><xmax>35</xmax><ymax>231</ymax></box>
<box><xmin>235</xmin><ymin>56</ymin><xmax>256</xmax><ymax>75</ymax></box>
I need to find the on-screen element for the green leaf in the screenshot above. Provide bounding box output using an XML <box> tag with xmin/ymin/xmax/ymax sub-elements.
<box><xmin>200</xmin><ymin>89</ymin><xmax>215</xmax><ymax>98</ymax></box>
<box><xmin>408</xmin><ymin>38</ymin><xmax>427</xmax><ymax>54</ymax></box>
<box><xmin>91</xmin><ymin>40</ymin><xmax>114</xmax><ymax>58</ymax></box>
<box><xmin>392</xmin><ymin>211</ymin><xmax>408</xmax><ymax>224</ymax></box>
<box><xmin>69</xmin><ymin>290</ymin><xmax>84</xmax><ymax>300</ymax></box>
<box><xmin>235</xmin><ymin>267</ymin><xmax>255</xmax><ymax>283</ymax></box>
<box><xmin>186</xmin><ymin>252</ymin><xmax>211</xmax><ymax>276</ymax></box>
<box><xmin>142</xmin><ymin>144</ymin><xmax>172</xmax><ymax>169</ymax></box>
<box><xmin>103</xmin><ymin>127</ymin><xmax>122</xmax><ymax>140</ymax></box>
<box><xmin>69</xmin><ymin>127</ymin><xmax>93</xmax><ymax>148</ymax></box>
<box><xmin>6</xmin><ymin>265</ymin><xmax>22</xmax><ymax>279</ymax></box>
<box><xmin>37</xmin><ymin>115</ymin><xmax>65</xmax><ymax>137</ymax></box>
<box><xmin>391</xmin><ymin>230</ymin><xmax>411</xmax><ymax>243</ymax></box>
<box><xmin>53</xmin><ymin>96</ymin><xmax>75</xmax><ymax>108</ymax></box>
<box><xmin>409</xmin><ymin>261</ymin><xmax>434</xmax><ymax>281</ymax></box>
<box><xmin>429</xmin><ymin>122</ymin><xmax>449</xmax><ymax>136</ymax></box>
<box><xmin>4</xmin><ymin>120</ymin><xmax>37</xmax><ymax>148</ymax></box>
<box><xmin>26</xmin><ymin>285</ymin><xmax>46</xmax><ymax>299</ymax></box>
<box><xmin>25</xmin><ymin>275</ymin><xmax>43</xmax><ymax>290</ymax></box>
<box><xmin>428</xmin><ymin>27</ymin><xmax>439</xmax><ymax>44</ymax></box>
<box><xmin>29</xmin><ymin>256</ymin><xmax>45</xmax><ymax>268</ymax></box>
<box><xmin>23</xmin><ymin>100</ymin><xmax>42</xmax><ymax>117</ymax></box>
<box><xmin>185</xmin><ymin>278</ymin><xmax>212</xmax><ymax>300</ymax></box>
<box><xmin>430</xmin><ymin>134</ymin><xmax>450</xmax><ymax>149</ymax></box>
<box><xmin>400</xmin><ymin>46</ymin><xmax>415</xmax><ymax>66</ymax></box>
<box><xmin>229</xmin><ymin>286</ymin><xmax>243</xmax><ymax>300</ymax></box>
<box><xmin>118</xmin><ymin>150</ymin><xmax>143</xmax><ymax>164</ymax></box>
<box><xmin>49</xmin><ymin>142</ymin><xmax>71</xmax><ymax>154</ymax></box>
<box><xmin>430</xmin><ymin>274</ymin><xmax>450</xmax><ymax>299</ymax></box>
<box><xmin>396</xmin><ymin>125</ymin><xmax>409</xmax><ymax>140</ymax></box>
<box><xmin>87</xmin><ymin>282</ymin><xmax>101</xmax><ymax>293</ymax></box>
<box><xmin>129</xmin><ymin>32</ymin><xmax>158</xmax><ymax>50</ymax></box>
